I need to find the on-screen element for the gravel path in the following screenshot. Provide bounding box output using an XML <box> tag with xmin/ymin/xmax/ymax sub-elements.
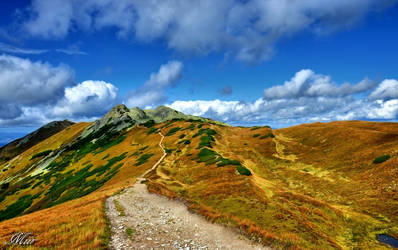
<box><xmin>105</xmin><ymin>132</ymin><xmax>269</xmax><ymax>250</ymax></box>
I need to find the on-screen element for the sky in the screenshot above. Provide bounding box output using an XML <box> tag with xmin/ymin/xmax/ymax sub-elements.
<box><xmin>1</xmin><ymin>0</ymin><xmax>398</xmax><ymax>144</ymax></box>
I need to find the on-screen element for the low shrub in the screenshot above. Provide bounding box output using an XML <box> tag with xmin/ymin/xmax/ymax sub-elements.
<box><xmin>31</xmin><ymin>150</ymin><xmax>52</xmax><ymax>160</ymax></box>
<box><xmin>135</xmin><ymin>153</ymin><xmax>154</xmax><ymax>166</ymax></box>
<box><xmin>142</xmin><ymin>119</ymin><xmax>155</xmax><ymax>128</ymax></box>
<box><xmin>253</xmin><ymin>134</ymin><xmax>260</xmax><ymax>138</ymax></box>
<box><xmin>260</xmin><ymin>132</ymin><xmax>275</xmax><ymax>139</ymax></box>
<box><xmin>236</xmin><ymin>166</ymin><xmax>252</xmax><ymax>176</ymax></box>
<box><xmin>166</xmin><ymin>127</ymin><xmax>181</xmax><ymax>136</ymax></box>
<box><xmin>125</xmin><ymin>227</ymin><xmax>135</xmax><ymax>238</ymax></box>
<box><xmin>373</xmin><ymin>154</ymin><xmax>391</xmax><ymax>164</ymax></box>
<box><xmin>147</xmin><ymin>127</ymin><xmax>159</xmax><ymax>135</ymax></box>
<box><xmin>217</xmin><ymin>158</ymin><xmax>241</xmax><ymax>167</ymax></box>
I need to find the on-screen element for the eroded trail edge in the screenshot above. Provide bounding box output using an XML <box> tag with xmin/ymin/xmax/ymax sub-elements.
<box><xmin>106</xmin><ymin>132</ymin><xmax>268</xmax><ymax>249</ymax></box>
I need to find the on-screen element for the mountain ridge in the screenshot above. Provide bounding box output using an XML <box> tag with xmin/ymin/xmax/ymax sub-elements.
<box><xmin>0</xmin><ymin>106</ymin><xmax>397</xmax><ymax>249</ymax></box>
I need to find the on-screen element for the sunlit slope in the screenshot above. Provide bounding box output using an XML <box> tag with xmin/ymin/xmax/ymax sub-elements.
<box><xmin>145</xmin><ymin>121</ymin><xmax>398</xmax><ymax>249</ymax></box>
<box><xmin>0</xmin><ymin>124</ymin><xmax>164</xmax><ymax>249</ymax></box>
<box><xmin>0</xmin><ymin>109</ymin><xmax>397</xmax><ymax>249</ymax></box>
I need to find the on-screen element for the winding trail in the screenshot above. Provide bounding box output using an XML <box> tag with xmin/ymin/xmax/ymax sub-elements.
<box><xmin>106</xmin><ymin>132</ymin><xmax>268</xmax><ymax>249</ymax></box>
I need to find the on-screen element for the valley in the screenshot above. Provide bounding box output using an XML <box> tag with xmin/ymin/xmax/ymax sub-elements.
<box><xmin>0</xmin><ymin>105</ymin><xmax>397</xmax><ymax>249</ymax></box>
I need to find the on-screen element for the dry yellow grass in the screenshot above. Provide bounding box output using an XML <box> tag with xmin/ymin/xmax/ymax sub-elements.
<box><xmin>0</xmin><ymin>125</ymin><xmax>163</xmax><ymax>249</ymax></box>
<box><xmin>1</xmin><ymin>120</ymin><xmax>397</xmax><ymax>249</ymax></box>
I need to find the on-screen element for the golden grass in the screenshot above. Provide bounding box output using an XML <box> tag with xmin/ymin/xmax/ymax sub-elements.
<box><xmin>0</xmin><ymin>125</ymin><xmax>163</xmax><ymax>249</ymax></box>
<box><xmin>1</xmin><ymin>120</ymin><xmax>397</xmax><ymax>249</ymax></box>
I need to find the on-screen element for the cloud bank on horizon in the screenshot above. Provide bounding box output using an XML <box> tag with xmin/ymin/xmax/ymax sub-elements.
<box><xmin>1</xmin><ymin>53</ymin><xmax>398</xmax><ymax>128</ymax></box>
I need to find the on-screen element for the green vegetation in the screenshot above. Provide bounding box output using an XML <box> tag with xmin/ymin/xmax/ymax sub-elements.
<box><xmin>139</xmin><ymin>146</ymin><xmax>149</xmax><ymax>151</ymax></box>
<box><xmin>236</xmin><ymin>165</ymin><xmax>252</xmax><ymax>176</ymax></box>
<box><xmin>194</xmin><ymin>128</ymin><xmax>217</xmax><ymax>149</ymax></box>
<box><xmin>135</xmin><ymin>153</ymin><xmax>154</xmax><ymax>166</ymax></box>
<box><xmin>193</xmin><ymin>128</ymin><xmax>216</xmax><ymax>138</ymax></box>
<box><xmin>178</xmin><ymin>139</ymin><xmax>191</xmax><ymax>145</ymax></box>
<box><xmin>0</xmin><ymin>194</ymin><xmax>37</xmax><ymax>221</ymax></box>
<box><xmin>125</xmin><ymin>227</ymin><xmax>135</xmax><ymax>238</ymax></box>
<box><xmin>253</xmin><ymin>134</ymin><xmax>260</xmax><ymax>138</ymax></box>
<box><xmin>166</xmin><ymin>127</ymin><xmax>181</xmax><ymax>136</ymax></box>
<box><xmin>197</xmin><ymin>148</ymin><xmax>219</xmax><ymax>165</ymax></box>
<box><xmin>198</xmin><ymin>135</ymin><xmax>215</xmax><ymax>149</ymax></box>
<box><xmin>68</xmin><ymin>122</ymin><xmax>127</xmax><ymax>161</ymax></box>
<box><xmin>113</xmin><ymin>200</ymin><xmax>125</xmax><ymax>216</ymax></box>
<box><xmin>250</xmin><ymin>126</ymin><xmax>260</xmax><ymax>131</ymax></box>
<box><xmin>94</xmin><ymin>135</ymin><xmax>126</xmax><ymax>154</ymax></box>
<box><xmin>260</xmin><ymin>132</ymin><xmax>275</xmax><ymax>139</ymax></box>
<box><xmin>142</xmin><ymin>119</ymin><xmax>155</xmax><ymax>128</ymax></box>
<box><xmin>30</xmin><ymin>150</ymin><xmax>52</xmax><ymax>160</ymax></box>
<box><xmin>179</xmin><ymin>134</ymin><xmax>186</xmax><ymax>139</ymax></box>
<box><xmin>185</xmin><ymin>123</ymin><xmax>195</xmax><ymax>131</ymax></box>
<box><xmin>147</xmin><ymin>127</ymin><xmax>159</xmax><ymax>135</ymax></box>
<box><xmin>373</xmin><ymin>154</ymin><xmax>391</xmax><ymax>164</ymax></box>
<box><xmin>102</xmin><ymin>154</ymin><xmax>110</xmax><ymax>160</ymax></box>
<box><xmin>217</xmin><ymin>158</ymin><xmax>241</xmax><ymax>167</ymax></box>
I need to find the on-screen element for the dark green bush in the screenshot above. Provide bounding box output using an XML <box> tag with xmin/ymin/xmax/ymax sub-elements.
<box><xmin>0</xmin><ymin>195</ymin><xmax>34</xmax><ymax>221</ymax></box>
<box><xmin>253</xmin><ymin>134</ymin><xmax>260</xmax><ymax>138</ymax></box>
<box><xmin>166</xmin><ymin>127</ymin><xmax>181</xmax><ymax>136</ymax></box>
<box><xmin>197</xmin><ymin>148</ymin><xmax>219</xmax><ymax>164</ymax></box>
<box><xmin>179</xmin><ymin>134</ymin><xmax>186</xmax><ymax>139</ymax></box>
<box><xmin>135</xmin><ymin>153</ymin><xmax>154</xmax><ymax>166</ymax></box>
<box><xmin>139</xmin><ymin>146</ymin><xmax>149</xmax><ymax>151</ymax></box>
<box><xmin>260</xmin><ymin>132</ymin><xmax>275</xmax><ymax>139</ymax></box>
<box><xmin>250</xmin><ymin>127</ymin><xmax>260</xmax><ymax>131</ymax></box>
<box><xmin>217</xmin><ymin>158</ymin><xmax>241</xmax><ymax>167</ymax></box>
<box><xmin>31</xmin><ymin>150</ymin><xmax>52</xmax><ymax>160</ymax></box>
<box><xmin>373</xmin><ymin>154</ymin><xmax>391</xmax><ymax>164</ymax></box>
<box><xmin>147</xmin><ymin>127</ymin><xmax>159</xmax><ymax>135</ymax></box>
<box><xmin>236</xmin><ymin>166</ymin><xmax>252</xmax><ymax>176</ymax></box>
<box><xmin>142</xmin><ymin>119</ymin><xmax>155</xmax><ymax>128</ymax></box>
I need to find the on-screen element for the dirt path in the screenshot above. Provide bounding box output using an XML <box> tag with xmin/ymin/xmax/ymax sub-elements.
<box><xmin>106</xmin><ymin>132</ymin><xmax>269</xmax><ymax>250</ymax></box>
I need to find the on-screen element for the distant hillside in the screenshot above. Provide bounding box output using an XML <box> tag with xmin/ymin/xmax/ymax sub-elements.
<box><xmin>0</xmin><ymin>120</ymin><xmax>74</xmax><ymax>164</ymax></box>
<box><xmin>0</xmin><ymin>107</ymin><xmax>397</xmax><ymax>249</ymax></box>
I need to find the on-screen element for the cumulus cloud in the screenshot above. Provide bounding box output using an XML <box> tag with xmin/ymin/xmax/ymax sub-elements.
<box><xmin>126</xmin><ymin>61</ymin><xmax>183</xmax><ymax>108</ymax></box>
<box><xmin>0</xmin><ymin>55</ymin><xmax>119</xmax><ymax>126</ymax></box>
<box><xmin>0</xmin><ymin>54</ymin><xmax>74</xmax><ymax>105</ymax></box>
<box><xmin>264</xmin><ymin>69</ymin><xmax>374</xmax><ymax>99</ymax></box>
<box><xmin>169</xmin><ymin>69</ymin><xmax>398</xmax><ymax>127</ymax></box>
<box><xmin>51</xmin><ymin>80</ymin><xmax>118</xmax><ymax>118</ymax></box>
<box><xmin>21</xmin><ymin>0</ymin><xmax>396</xmax><ymax>63</ymax></box>
<box><xmin>369</xmin><ymin>79</ymin><xmax>398</xmax><ymax>100</ymax></box>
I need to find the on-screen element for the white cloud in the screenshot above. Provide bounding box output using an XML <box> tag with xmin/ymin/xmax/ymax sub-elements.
<box><xmin>264</xmin><ymin>69</ymin><xmax>374</xmax><ymax>99</ymax></box>
<box><xmin>0</xmin><ymin>42</ymin><xmax>49</xmax><ymax>55</ymax></box>
<box><xmin>369</xmin><ymin>79</ymin><xmax>398</xmax><ymax>100</ymax></box>
<box><xmin>126</xmin><ymin>61</ymin><xmax>183</xmax><ymax>108</ymax></box>
<box><xmin>169</xmin><ymin>69</ymin><xmax>398</xmax><ymax>127</ymax></box>
<box><xmin>51</xmin><ymin>80</ymin><xmax>118</xmax><ymax>118</ymax></box>
<box><xmin>21</xmin><ymin>0</ymin><xmax>396</xmax><ymax>63</ymax></box>
<box><xmin>0</xmin><ymin>55</ymin><xmax>118</xmax><ymax>126</ymax></box>
<box><xmin>0</xmin><ymin>54</ymin><xmax>74</xmax><ymax>105</ymax></box>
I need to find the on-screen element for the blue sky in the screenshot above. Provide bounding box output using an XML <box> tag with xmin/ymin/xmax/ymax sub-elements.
<box><xmin>1</xmin><ymin>0</ymin><xmax>398</xmax><ymax>144</ymax></box>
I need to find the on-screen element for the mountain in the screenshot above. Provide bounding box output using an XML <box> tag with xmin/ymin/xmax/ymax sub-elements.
<box><xmin>0</xmin><ymin>120</ymin><xmax>74</xmax><ymax>164</ymax></box>
<box><xmin>0</xmin><ymin>106</ymin><xmax>397</xmax><ymax>249</ymax></box>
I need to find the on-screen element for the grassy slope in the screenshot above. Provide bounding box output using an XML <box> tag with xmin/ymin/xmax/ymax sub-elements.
<box><xmin>0</xmin><ymin>120</ymin><xmax>397</xmax><ymax>249</ymax></box>
<box><xmin>145</xmin><ymin>121</ymin><xmax>398</xmax><ymax>249</ymax></box>
<box><xmin>0</xmin><ymin>124</ymin><xmax>163</xmax><ymax>249</ymax></box>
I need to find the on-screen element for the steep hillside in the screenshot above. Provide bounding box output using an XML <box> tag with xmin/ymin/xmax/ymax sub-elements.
<box><xmin>0</xmin><ymin>107</ymin><xmax>397</xmax><ymax>249</ymax></box>
<box><xmin>0</xmin><ymin>120</ymin><xmax>74</xmax><ymax>164</ymax></box>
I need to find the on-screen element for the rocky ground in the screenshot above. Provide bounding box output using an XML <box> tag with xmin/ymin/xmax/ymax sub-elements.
<box><xmin>106</xmin><ymin>131</ymin><xmax>269</xmax><ymax>249</ymax></box>
<box><xmin>106</xmin><ymin>181</ymin><xmax>268</xmax><ymax>250</ymax></box>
